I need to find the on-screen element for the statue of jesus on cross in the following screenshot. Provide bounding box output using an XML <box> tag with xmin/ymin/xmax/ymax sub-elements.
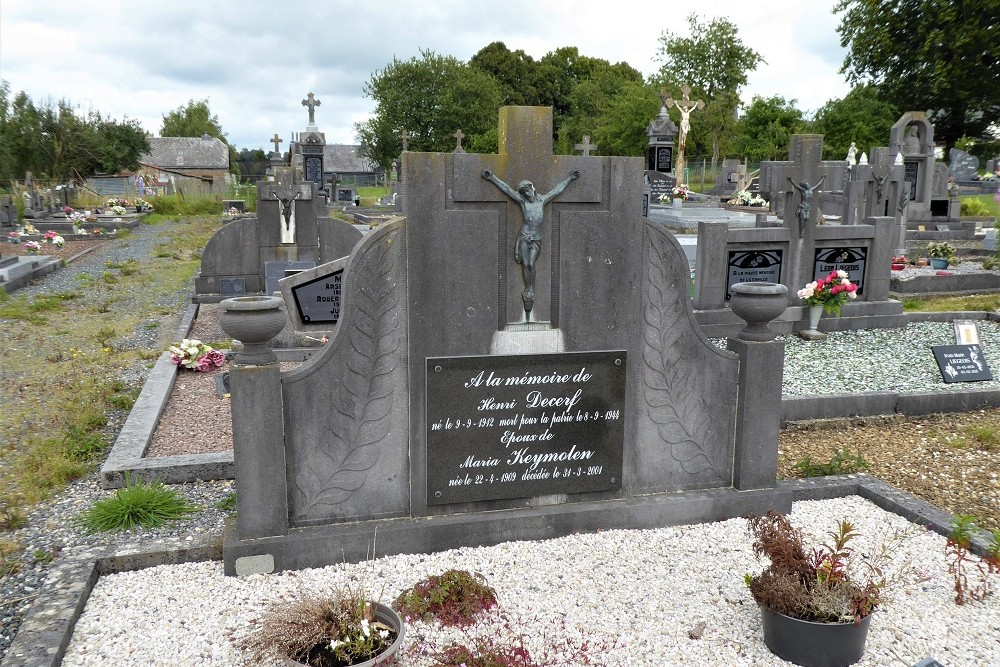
<box><xmin>663</xmin><ymin>85</ymin><xmax>704</xmax><ymax>182</ymax></box>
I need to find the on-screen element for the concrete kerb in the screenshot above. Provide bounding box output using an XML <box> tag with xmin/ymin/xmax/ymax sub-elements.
<box><xmin>99</xmin><ymin>301</ymin><xmax>235</xmax><ymax>489</ymax></box>
<box><xmin>5</xmin><ymin>476</ymin><xmax>993</xmax><ymax>667</ymax></box>
<box><xmin>97</xmin><ymin>305</ymin><xmax>1000</xmax><ymax>487</ymax></box>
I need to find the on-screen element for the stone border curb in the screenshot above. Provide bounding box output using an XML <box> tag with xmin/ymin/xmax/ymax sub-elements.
<box><xmin>4</xmin><ymin>476</ymin><xmax>991</xmax><ymax>667</ymax></box>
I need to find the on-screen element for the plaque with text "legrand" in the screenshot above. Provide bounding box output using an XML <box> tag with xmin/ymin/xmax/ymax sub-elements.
<box><xmin>426</xmin><ymin>351</ymin><xmax>626</xmax><ymax>505</ymax></box>
<box><xmin>290</xmin><ymin>269</ymin><xmax>344</xmax><ymax>325</ymax></box>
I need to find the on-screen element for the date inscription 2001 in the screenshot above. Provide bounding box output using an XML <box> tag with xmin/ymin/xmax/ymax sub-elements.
<box><xmin>426</xmin><ymin>351</ymin><xmax>626</xmax><ymax>505</ymax></box>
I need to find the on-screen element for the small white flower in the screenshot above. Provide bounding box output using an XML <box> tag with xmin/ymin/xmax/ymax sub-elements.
<box><xmin>836</xmin><ymin>269</ymin><xmax>848</xmax><ymax>279</ymax></box>
<box><xmin>360</xmin><ymin>619</ymin><xmax>370</xmax><ymax>637</ymax></box>
<box><xmin>330</xmin><ymin>639</ymin><xmax>344</xmax><ymax>650</ymax></box>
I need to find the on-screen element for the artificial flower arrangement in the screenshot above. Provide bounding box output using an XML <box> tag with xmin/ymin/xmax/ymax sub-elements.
<box><xmin>63</xmin><ymin>206</ymin><xmax>74</xmax><ymax>215</ymax></box>
<box><xmin>168</xmin><ymin>339</ymin><xmax>226</xmax><ymax>372</ymax></box>
<box><xmin>7</xmin><ymin>231</ymin><xmax>21</xmax><ymax>243</ymax></box>
<box><xmin>43</xmin><ymin>231</ymin><xmax>65</xmax><ymax>247</ymax></box>
<box><xmin>91</xmin><ymin>227</ymin><xmax>106</xmax><ymax>235</ymax></box>
<box><xmin>21</xmin><ymin>222</ymin><xmax>39</xmax><ymax>235</ymax></box>
<box><xmin>24</xmin><ymin>241</ymin><xmax>43</xmax><ymax>254</ymax></box>
<box><xmin>134</xmin><ymin>198</ymin><xmax>151</xmax><ymax>209</ymax></box>
<box><xmin>728</xmin><ymin>190</ymin><xmax>768</xmax><ymax>207</ymax></box>
<box><xmin>106</xmin><ymin>197</ymin><xmax>131</xmax><ymax>208</ymax></box>
<box><xmin>797</xmin><ymin>270</ymin><xmax>858</xmax><ymax>315</ymax></box>
<box><xmin>109</xmin><ymin>205</ymin><xmax>127</xmax><ymax>216</ymax></box>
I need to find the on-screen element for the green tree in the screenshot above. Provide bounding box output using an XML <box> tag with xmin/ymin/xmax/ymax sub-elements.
<box><xmin>835</xmin><ymin>0</ymin><xmax>1000</xmax><ymax>153</ymax></box>
<box><xmin>656</xmin><ymin>14</ymin><xmax>765</xmax><ymax>169</ymax></box>
<box><xmin>811</xmin><ymin>85</ymin><xmax>900</xmax><ymax>160</ymax></box>
<box><xmin>734</xmin><ymin>95</ymin><xmax>805</xmax><ymax>162</ymax></box>
<box><xmin>554</xmin><ymin>61</ymin><xmax>646</xmax><ymax>155</ymax></box>
<box><xmin>160</xmin><ymin>99</ymin><xmax>227</xmax><ymax>142</ymax></box>
<box><xmin>469</xmin><ymin>42</ymin><xmax>549</xmax><ymax>106</ymax></box>
<box><xmin>588</xmin><ymin>81</ymin><xmax>661</xmax><ymax>157</ymax></box>
<box><xmin>355</xmin><ymin>50</ymin><xmax>502</xmax><ymax>171</ymax></box>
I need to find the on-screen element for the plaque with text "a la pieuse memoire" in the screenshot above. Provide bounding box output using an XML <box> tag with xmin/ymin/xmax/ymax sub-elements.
<box><xmin>426</xmin><ymin>351</ymin><xmax>626</xmax><ymax>505</ymax></box>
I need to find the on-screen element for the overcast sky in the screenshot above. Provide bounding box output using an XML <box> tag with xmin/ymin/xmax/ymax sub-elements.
<box><xmin>0</xmin><ymin>0</ymin><xmax>852</xmax><ymax>151</ymax></box>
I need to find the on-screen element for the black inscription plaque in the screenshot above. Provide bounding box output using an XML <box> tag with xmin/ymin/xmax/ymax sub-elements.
<box><xmin>291</xmin><ymin>269</ymin><xmax>344</xmax><ymax>325</ymax></box>
<box><xmin>304</xmin><ymin>156</ymin><xmax>323</xmax><ymax>184</ymax></box>
<box><xmin>219</xmin><ymin>278</ymin><xmax>246</xmax><ymax>295</ymax></box>
<box><xmin>642</xmin><ymin>193</ymin><xmax>649</xmax><ymax>217</ymax></box>
<box><xmin>656</xmin><ymin>146</ymin><xmax>673</xmax><ymax>173</ymax></box>
<box><xmin>931</xmin><ymin>345</ymin><xmax>992</xmax><ymax>383</ymax></box>
<box><xmin>904</xmin><ymin>162</ymin><xmax>919</xmax><ymax>200</ymax></box>
<box><xmin>814</xmin><ymin>247</ymin><xmax>867</xmax><ymax>296</ymax></box>
<box><xmin>726</xmin><ymin>249</ymin><xmax>783</xmax><ymax>300</ymax></box>
<box><xmin>426</xmin><ymin>351</ymin><xmax>626</xmax><ymax>505</ymax></box>
<box><xmin>337</xmin><ymin>188</ymin><xmax>355</xmax><ymax>202</ymax></box>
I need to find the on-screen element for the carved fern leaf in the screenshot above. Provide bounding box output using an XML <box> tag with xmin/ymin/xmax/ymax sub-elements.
<box><xmin>297</xmin><ymin>231</ymin><xmax>401</xmax><ymax>515</ymax></box>
<box><xmin>642</xmin><ymin>228</ymin><xmax>726</xmax><ymax>481</ymax></box>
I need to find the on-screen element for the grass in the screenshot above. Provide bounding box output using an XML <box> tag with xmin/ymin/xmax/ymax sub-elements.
<box><xmin>901</xmin><ymin>294</ymin><xmax>1000</xmax><ymax>312</ymax></box>
<box><xmin>793</xmin><ymin>447</ymin><xmax>870</xmax><ymax>477</ymax></box>
<box><xmin>77</xmin><ymin>476</ymin><xmax>197</xmax><ymax>532</ymax></box>
<box><xmin>0</xmin><ymin>216</ymin><xmax>218</xmax><ymax>522</ymax></box>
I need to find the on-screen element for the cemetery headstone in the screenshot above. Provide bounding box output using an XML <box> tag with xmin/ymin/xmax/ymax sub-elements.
<box><xmin>949</xmin><ymin>148</ymin><xmax>979</xmax><ymax>181</ymax></box>
<box><xmin>221</xmin><ymin>105</ymin><xmax>788</xmax><ymax>575</ymax></box>
<box><xmin>0</xmin><ymin>195</ymin><xmax>14</xmax><ymax>228</ymax></box>
<box><xmin>645</xmin><ymin>90</ymin><xmax>677</xmax><ymax>175</ymax></box>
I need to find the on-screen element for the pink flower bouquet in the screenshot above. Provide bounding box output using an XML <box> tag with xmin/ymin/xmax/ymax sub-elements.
<box><xmin>796</xmin><ymin>270</ymin><xmax>858</xmax><ymax>316</ymax></box>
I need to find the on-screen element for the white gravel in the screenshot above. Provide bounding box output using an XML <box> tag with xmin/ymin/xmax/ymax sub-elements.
<box><xmin>61</xmin><ymin>496</ymin><xmax>1000</xmax><ymax>667</ymax></box>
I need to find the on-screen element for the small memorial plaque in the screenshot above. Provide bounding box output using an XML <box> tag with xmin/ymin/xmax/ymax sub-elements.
<box><xmin>304</xmin><ymin>156</ymin><xmax>323</xmax><ymax>184</ymax></box>
<box><xmin>931</xmin><ymin>344</ymin><xmax>992</xmax><ymax>383</ymax></box>
<box><xmin>337</xmin><ymin>188</ymin><xmax>355</xmax><ymax>202</ymax></box>
<box><xmin>426</xmin><ymin>351</ymin><xmax>626</xmax><ymax>505</ymax></box>
<box><xmin>726</xmin><ymin>249</ymin><xmax>783</xmax><ymax>300</ymax></box>
<box><xmin>953</xmin><ymin>320</ymin><xmax>981</xmax><ymax>345</ymax></box>
<box><xmin>935</xmin><ymin>224</ymin><xmax>950</xmax><ymax>232</ymax></box>
<box><xmin>814</xmin><ymin>247</ymin><xmax>867</xmax><ymax>296</ymax></box>
<box><xmin>219</xmin><ymin>278</ymin><xmax>246</xmax><ymax>295</ymax></box>
<box><xmin>642</xmin><ymin>193</ymin><xmax>649</xmax><ymax>217</ymax></box>
<box><xmin>290</xmin><ymin>269</ymin><xmax>344</xmax><ymax>325</ymax></box>
<box><xmin>264</xmin><ymin>261</ymin><xmax>314</xmax><ymax>296</ymax></box>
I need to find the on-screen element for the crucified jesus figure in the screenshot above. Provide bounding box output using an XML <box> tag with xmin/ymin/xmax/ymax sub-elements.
<box><xmin>482</xmin><ymin>169</ymin><xmax>580</xmax><ymax>320</ymax></box>
<box><xmin>787</xmin><ymin>176</ymin><xmax>825</xmax><ymax>238</ymax></box>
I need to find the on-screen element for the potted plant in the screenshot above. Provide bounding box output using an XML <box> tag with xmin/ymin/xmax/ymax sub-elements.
<box><xmin>238</xmin><ymin>589</ymin><xmax>404</xmax><ymax>666</ymax></box>
<box><xmin>795</xmin><ymin>270</ymin><xmax>858</xmax><ymax>334</ymax></box>
<box><xmin>926</xmin><ymin>241</ymin><xmax>956</xmax><ymax>269</ymax></box>
<box><xmin>745</xmin><ymin>511</ymin><xmax>913</xmax><ymax>667</ymax></box>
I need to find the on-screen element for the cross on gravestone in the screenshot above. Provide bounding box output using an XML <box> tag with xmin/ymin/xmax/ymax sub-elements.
<box><xmin>399</xmin><ymin>129</ymin><xmax>410</xmax><ymax>152</ymax></box>
<box><xmin>447</xmin><ymin>107</ymin><xmax>596</xmax><ymax>327</ymax></box>
<box><xmin>301</xmin><ymin>92</ymin><xmax>321</xmax><ymax>125</ymax></box>
<box><xmin>574</xmin><ymin>135</ymin><xmax>597</xmax><ymax>157</ymax></box>
<box><xmin>453</xmin><ymin>129</ymin><xmax>465</xmax><ymax>153</ymax></box>
<box><xmin>270</xmin><ymin>133</ymin><xmax>283</xmax><ymax>155</ymax></box>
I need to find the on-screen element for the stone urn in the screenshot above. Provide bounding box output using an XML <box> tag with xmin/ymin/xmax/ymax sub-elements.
<box><xmin>728</xmin><ymin>282</ymin><xmax>788</xmax><ymax>341</ymax></box>
<box><xmin>219</xmin><ymin>296</ymin><xmax>286</xmax><ymax>364</ymax></box>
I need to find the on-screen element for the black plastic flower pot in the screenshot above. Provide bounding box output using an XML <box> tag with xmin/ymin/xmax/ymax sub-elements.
<box><xmin>760</xmin><ymin>608</ymin><xmax>872</xmax><ymax>667</ymax></box>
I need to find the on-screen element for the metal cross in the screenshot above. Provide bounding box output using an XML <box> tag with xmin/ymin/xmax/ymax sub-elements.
<box><xmin>574</xmin><ymin>135</ymin><xmax>597</xmax><ymax>157</ymax></box>
<box><xmin>270</xmin><ymin>133</ymin><xmax>283</xmax><ymax>154</ymax></box>
<box><xmin>399</xmin><ymin>129</ymin><xmax>410</xmax><ymax>152</ymax></box>
<box><xmin>453</xmin><ymin>129</ymin><xmax>465</xmax><ymax>153</ymax></box>
<box><xmin>658</xmin><ymin>87</ymin><xmax>671</xmax><ymax>110</ymax></box>
<box><xmin>301</xmin><ymin>92</ymin><xmax>321</xmax><ymax>124</ymax></box>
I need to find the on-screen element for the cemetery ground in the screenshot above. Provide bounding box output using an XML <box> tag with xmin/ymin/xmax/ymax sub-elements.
<box><xmin>1</xmin><ymin>213</ymin><xmax>1000</xmax><ymax>663</ymax></box>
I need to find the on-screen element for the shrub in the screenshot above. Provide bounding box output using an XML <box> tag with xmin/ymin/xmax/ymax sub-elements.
<box><xmin>78</xmin><ymin>476</ymin><xmax>197</xmax><ymax>532</ymax></box>
<box><xmin>961</xmin><ymin>197</ymin><xmax>992</xmax><ymax>217</ymax></box>
<box><xmin>394</xmin><ymin>568</ymin><xmax>498</xmax><ymax>627</ymax></box>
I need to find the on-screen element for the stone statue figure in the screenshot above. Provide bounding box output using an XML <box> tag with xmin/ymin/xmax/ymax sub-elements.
<box><xmin>903</xmin><ymin>125</ymin><xmax>920</xmax><ymax>154</ymax></box>
<box><xmin>481</xmin><ymin>169</ymin><xmax>580</xmax><ymax>319</ymax></box>
<box><xmin>787</xmin><ymin>176</ymin><xmax>825</xmax><ymax>238</ymax></box>
<box><xmin>271</xmin><ymin>191</ymin><xmax>302</xmax><ymax>231</ymax></box>
<box><xmin>846</xmin><ymin>142</ymin><xmax>858</xmax><ymax>168</ymax></box>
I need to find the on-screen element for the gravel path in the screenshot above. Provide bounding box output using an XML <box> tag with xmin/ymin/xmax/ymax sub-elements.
<box><xmin>60</xmin><ymin>497</ymin><xmax>1000</xmax><ymax>666</ymax></box>
<box><xmin>2</xmin><ymin>226</ymin><xmax>1000</xmax><ymax>665</ymax></box>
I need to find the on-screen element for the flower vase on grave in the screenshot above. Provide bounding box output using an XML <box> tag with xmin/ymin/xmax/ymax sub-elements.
<box><xmin>806</xmin><ymin>305</ymin><xmax>823</xmax><ymax>333</ymax></box>
<box><xmin>672</xmin><ymin>197</ymin><xmax>683</xmax><ymax>210</ymax></box>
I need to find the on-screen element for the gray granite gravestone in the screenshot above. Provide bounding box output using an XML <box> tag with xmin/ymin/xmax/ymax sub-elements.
<box><xmin>194</xmin><ymin>168</ymin><xmax>362</xmax><ymax>301</ymax></box>
<box><xmin>222</xmin><ymin>106</ymin><xmax>788</xmax><ymax>575</ymax></box>
<box><xmin>949</xmin><ymin>148</ymin><xmax>979</xmax><ymax>181</ymax></box>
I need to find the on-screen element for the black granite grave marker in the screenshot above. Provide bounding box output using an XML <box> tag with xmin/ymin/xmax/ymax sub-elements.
<box><xmin>931</xmin><ymin>344</ymin><xmax>992</xmax><ymax>383</ymax></box>
<box><xmin>290</xmin><ymin>269</ymin><xmax>344</xmax><ymax>325</ymax></box>
<box><xmin>219</xmin><ymin>278</ymin><xmax>247</xmax><ymax>295</ymax></box>
<box><xmin>655</xmin><ymin>147</ymin><xmax>673</xmax><ymax>173</ymax></box>
<box><xmin>904</xmin><ymin>162</ymin><xmax>919</xmax><ymax>200</ymax></box>
<box><xmin>726</xmin><ymin>250</ymin><xmax>783</xmax><ymax>300</ymax></box>
<box><xmin>814</xmin><ymin>247</ymin><xmax>867</xmax><ymax>296</ymax></box>
<box><xmin>426</xmin><ymin>351</ymin><xmax>626</xmax><ymax>505</ymax></box>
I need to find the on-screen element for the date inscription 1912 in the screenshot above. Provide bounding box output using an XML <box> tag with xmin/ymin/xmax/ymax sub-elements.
<box><xmin>426</xmin><ymin>351</ymin><xmax>626</xmax><ymax>505</ymax></box>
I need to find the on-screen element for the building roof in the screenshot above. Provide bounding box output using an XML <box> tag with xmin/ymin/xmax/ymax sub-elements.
<box><xmin>141</xmin><ymin>136</ymin><xmax>229</xmax><ymax>169</ymax></box>
<box><xmin>323</xmin><ymin>144</ymin><xmax>376</xmax><ymax>174</ymax></box>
